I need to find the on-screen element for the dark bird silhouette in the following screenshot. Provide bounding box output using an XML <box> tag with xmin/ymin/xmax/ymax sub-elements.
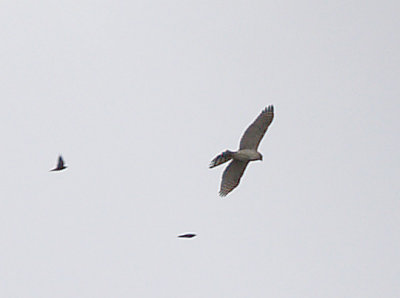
<box><xmin>50</xmin><ymin>155</ymin><xmax>67</xmax><ymax>172</ymax></box>
<box><xmin>178</xmin><ymin>233</ymin><xmax>196</xmax><ymax>238</ymax></box>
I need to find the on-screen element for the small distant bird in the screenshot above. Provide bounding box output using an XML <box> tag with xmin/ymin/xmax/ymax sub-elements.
<box><xmin>178</xmin><ymin>233</ymin><xmax>196</xmax><ymax>238</ymax></box>
<box><xmin>210</xmin><ymin>105</ymin><xmax>274</xmax><ymax>197</ymax></box>
<box><xmin>50</xmin><ymin>155</ymin><xmax>67</xmax><ymax>172</ymax></box>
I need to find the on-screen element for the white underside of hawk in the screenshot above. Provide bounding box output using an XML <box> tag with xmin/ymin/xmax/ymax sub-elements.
<box><xmin>210</xmin><ymin>105</ymin><xmax>274</xmax><ymax>197</ymax></box>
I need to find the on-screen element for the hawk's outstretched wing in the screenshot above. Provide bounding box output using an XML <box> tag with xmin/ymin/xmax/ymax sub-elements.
<box><xmin>239</xmin><ymin>105</ymin><xmax>274</xmax><ymax>150</ymax></box>
<box><xmin>219</xmin><ymin>160</ymin><xmax>249</xmax><ymax>197</ymax></box>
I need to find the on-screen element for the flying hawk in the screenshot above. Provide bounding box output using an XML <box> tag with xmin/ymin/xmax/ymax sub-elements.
<box><xmin>210</xmin><ymin>105</ymin><xmax>274</xmax><ymax>196</ymax></box>
<box><xmin>50</xmin><ymin>155</ymin><xmax>67</xmax><ymax>172</ymax></box>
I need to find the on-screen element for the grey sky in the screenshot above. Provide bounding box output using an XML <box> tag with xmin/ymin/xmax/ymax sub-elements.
<box><xmin>0</xmin><ymin>1</ymin><xmax>399</xmax><ymax>297</ymax></box>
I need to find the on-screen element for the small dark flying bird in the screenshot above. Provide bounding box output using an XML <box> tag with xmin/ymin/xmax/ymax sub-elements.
<box><xmin>50</xmin><ymin>155</ymin><xmax>67</xmax><ymax>172</ymax></box>
<box><xmin>178</xmin><ymin>233</ymin><xmax>196</xmax><ymax>238</ymax></box>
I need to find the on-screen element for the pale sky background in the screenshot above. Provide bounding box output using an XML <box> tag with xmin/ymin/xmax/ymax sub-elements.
<box><xmin>0</xmin><ymin>1</ymin><xmax>399</xmax><ymax>297</ymax></box>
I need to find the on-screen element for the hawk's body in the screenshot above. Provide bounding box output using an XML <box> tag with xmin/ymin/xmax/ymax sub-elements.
<box><xmin>210</xmin><ymin>105</ymin><xmax>274</xmax><ymax>197</ymax></box>
<box><xmin>233</xmin><ymin>149</ymin><xmax>261</xmax><ymax>161</ymax></box>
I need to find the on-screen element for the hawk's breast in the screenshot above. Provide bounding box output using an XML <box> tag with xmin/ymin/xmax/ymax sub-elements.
<box><xmin>234</xmin><ymin>149</ymin><xmax>260</xmax><ymax>161</ymax></box>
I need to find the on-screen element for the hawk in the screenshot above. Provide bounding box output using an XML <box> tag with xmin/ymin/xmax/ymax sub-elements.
<box><xmin>50</xmin><ymin>155</ymin><xmax>67</xmax><ymax>172</ymax></box>
<box><xmin>210</xmin><ymin>105</ymin><xmax>274</xmax><ymax>196</ymax></box>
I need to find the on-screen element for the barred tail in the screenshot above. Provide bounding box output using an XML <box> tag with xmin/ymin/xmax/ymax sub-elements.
<box><xmin>209</xmin><ymin>150</ymin><xmax>234</xmax><ymax>168</ymax></box>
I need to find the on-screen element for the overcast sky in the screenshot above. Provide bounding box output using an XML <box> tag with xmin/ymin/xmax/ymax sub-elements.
<box><xmin>0</xmin><ymin>1</ymin><xmax>399</xmax><ymax>297</ymax></box>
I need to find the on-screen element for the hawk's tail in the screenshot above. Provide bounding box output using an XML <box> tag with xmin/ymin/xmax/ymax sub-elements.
<box><xmin>209</xmin><ymin>150</ymin><xmax>234</xmax><ymax>168</ymax></box>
